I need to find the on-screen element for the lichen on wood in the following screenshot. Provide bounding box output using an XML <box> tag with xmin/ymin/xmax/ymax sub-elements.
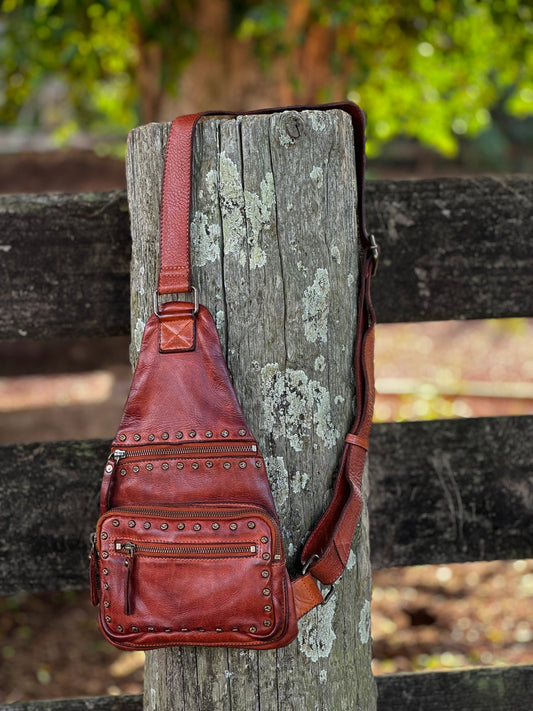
<box><xmin>126</xmin><ymin>109</ymin><xmax>375</xmax><ymax>711</ymax></box>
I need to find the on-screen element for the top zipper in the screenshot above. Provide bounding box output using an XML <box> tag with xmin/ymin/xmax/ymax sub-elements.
<box><xmin>110</xmin><ymin>443</ymin><xmax>257</xmax><ymax>462</ymax></box>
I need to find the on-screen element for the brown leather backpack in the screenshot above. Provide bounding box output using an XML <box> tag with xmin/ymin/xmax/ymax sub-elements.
<box><xmin>90</xmin><ymin>102</ymin><xmax>377</xmax><ymax>650</ymax></box>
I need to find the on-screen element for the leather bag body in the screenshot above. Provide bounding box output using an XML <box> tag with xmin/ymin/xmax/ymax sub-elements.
<box><xmin>91</xmin><ymin>102</ymin><xmax>377</xmax><ymax>651</ymax></box>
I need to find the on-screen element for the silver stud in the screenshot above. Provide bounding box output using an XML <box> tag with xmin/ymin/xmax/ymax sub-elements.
<box><xmin>189</xmin><ymin>430</ymin><xmax>196</xmax><ymax>437</ymax></box>
<box><xmin>144</xmin><ymin>522</ymin><xmax>151</xmax><ymax>529</ymax></box>
<box><xmin>212</xmin><ymin>522</ymin><xmax>220</xmax><ymax>530</ymax></box>
<box><xmin>261</xmin><ymin>570</ymin><xmax>269</xmax><ymax>578</ymax></box>
<box><xmin>198</xmin><ymin>627</ymin><xmax>205</xmax><ymax>632</ymax></box>
<box><xmin>262</xmin><ymin>553</ymin><xmax>270</xmax><ymax>560</ymax></box>
<box><xmin>162</xmin><ymin>463</ymin><xmax>169</xmax><ymax>471</ymax></box>
<box><xmin>105</xmin><ymin>615</ymin><xmax>111</xmax><ymax>622</ymax></box>
<box><xmin>134</xmin><ymin>434</ymin><xmax>141</xmax><ymax>441</ymax></box>
<box><xmin>128</xmin><ymin>520</ymin><xmax>136</xmax><ymax>528</ymax></box>
<box><xmin>176</xmin><ymin>431</ymin><xmax>183</xmax><ymax>439</ymax></box>
<box><xmin>216</xmin><ymin>627</ymin><xmax>223</xmax><ymax>633</ymax></box>
<box><xmin>206</xmin><ymin>431</ymin><xmax>213</xmax><ymax>438</ymax></box>
<box><xmin>146</xmin><ymin>463</ymin><xmax>153</xmax><ymax>471</ymax></box>
<box><xmin>148</xmin><ymin>434</ymin><xmax>155</xmax><ymax>441</ymax></box>
<box><xmin>206</xmin><ymin>461</ymin><xmax>213</xmax><ymax>468</ymax></box>
<box><xmin>260</xmin><ymin>536</ymin><xmax>268</xmax><ymax>544</ymax></box>
<box><xmin>239</xmin><ymin>461</ymin><xmax>246</xmax><ymax>469</ymax></box>
<box><xmin>239</xmin><ymin>429</ymin><xmax>246</xmax><ymax>436</ymax></box>
<box><xmin>221</xmin><ymin>430</ymin><xmax>229</xmax><ymax>437</ymax></box>
<box><xmin>229</xmin><ymin>523</ymin><xmax>238</xmax><ymax>531</ymax></box>
<box><xmin>249</xmin><ymin>626</ymin><xmax>257</xmax><ymax>633</ymax></box>
<box><xmin>112</xmin><ymin>519</ymin><xmax>120</xmax><ymax>527</ymax></box>
<box><xmin>119</xmin><ymin>434</ymin><xmax>126</xmax><ymax>442</ymax></box>
<box><xmin>262</xmin><ymin>588</ymin><xmax>271</xmax><ymax>596</ymax></box>
<box><xmin>132</xmin><ymin>626</ymin><xmax>139</xmax><ymax>632</ymax></box>
<box><xmin>133</xmin><ymin>465</ymin><xmax>140</xmax><ymax>473</ymax></box>
<box><xmin>181</xmin><ymin>627</ymin><xmax>189</xmax><ymax>632</ymax></box>
<box><xmin>177</xmin><ymin>462</ymin><xmax>184</xmax><ymax>470</ymax></box>
<box><xmin>101</xmin><ymin>532</ymin><xmax>108</xmax><ymax>540</ymax></box>
<box><xmin>102</xmin><ymin>551</ymin><xmax>109</xmax><ymax>559</ymax></box>
<box><xmin>120</xmin><ymin>468</ymin><xmax>126</xmax><ymax>477</ymax></box>
<box><xmin>104</xmin><ymin>600</ymin><xmax>110</xmax><ymax>608</ymax></box>
<box><xmin>223</xmin><ymin>462</ymin><xmax>231</xmax><ymax>469</ymax></box>
<box><xmin>193</xmin><ymin>523</ymin><xmax>201</xmax><ymax>531</ymax></box>
<box><xmin>147</xmin><ymin>626</ymin><xmax>154</xmax><ymax>632</ymax></box>
<box><xmin>161</xmin><ymin>523</ymin><xmax>169</xmax><ymax>530</ymax></box>
<box><xmin>105</xmin><ymin>463</ymin><xmax>113</xmax><ymax>473</ymax></box>
<box><xmin>177</xmin><ymin>523</ymin><xmax>185</xmax><ymax>530</ymax></box>
<box><xmin>162</xmin><ymin>432</ymin><xmax>169</xmax><ymax>440</ymax></box>
<box><xmin>247</xmin><ymin>521</ymin><xmax>256</xmax><ymax>529</ymax></box>
<box><xmin>164</xmin><ymin>627</ymin><xmax>172</xmax><ymax>633</ymax></box>
<box><xmin>192</xmin><ymin>462</ymin><xmax>199</xmax><ymax>470</ymax></box>
<box><xmin>232</xmin><ymin>627</ymin><xmax>239</xmax><ymax>632</ymax></box>
<box><xmin>256</xmin><ymin>461</ymin><xmax>262</xmax><ymax>468</ymax></box>
<box><xmin>264</xmin><ymin>620</ymin><xmax>272</xmax><ymax>627</ymax></box>
<box><xmin>117</xmin><ymin>625</ymin><xmax>123</xmax><ymax>632</ymax></box>
<box><xmin>104</xmin><ymin>583</ymin><xmax>110</xmax><ymax>590</ymax></box>
<box><xmin>103</xmin><ymin>568</ymin><xmax>109</xmax><ymax>575</ymax></box>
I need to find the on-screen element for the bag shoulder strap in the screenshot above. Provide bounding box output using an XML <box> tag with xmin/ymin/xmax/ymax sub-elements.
<box><xmin>158</xmin><ymin>102</ymin><xmax>377</xmax><ymax>608</ymax></box>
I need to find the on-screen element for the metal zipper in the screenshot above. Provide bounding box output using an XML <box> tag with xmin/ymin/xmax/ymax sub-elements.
<box><xmin>110</xmin><ymin>443</ymin><xmax>257</xmax><ymax>461</ymax></box>
<box><xmin>115</xmin><ymin>541</ymin><xmax>257</xmax><ymax>556</ymax></box>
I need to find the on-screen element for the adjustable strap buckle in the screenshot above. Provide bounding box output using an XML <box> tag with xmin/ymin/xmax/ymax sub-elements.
<box><xmin>369</xmin><ymin>234</ymin><xmax>379</xmax><ymax>276</ymax></box>
<box><xmin>302</xmin><ymin>554</ymin><xmax>336</xmax><ymax>605</ymax></box>
<box><xmin>153</xmin><ymin>286</ymin><xmax>199</xmax><ymax>317</ymax></box>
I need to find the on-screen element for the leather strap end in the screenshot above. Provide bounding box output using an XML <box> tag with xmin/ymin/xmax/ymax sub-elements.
<box><xmin>345</xmin><ymin>433</ymin><xmax>369</xmax><ymax>450</ymax></box>
<box><xmin>292</xmin><ymin>573</ymin><xmax>324</xmax><ymax>619</ymax></box>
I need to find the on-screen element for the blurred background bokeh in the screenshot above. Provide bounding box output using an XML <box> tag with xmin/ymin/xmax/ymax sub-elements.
<box><xmin>1</xmin><ymin>0</ymin><xmax>532</xmax><ymax>703</ymax></box>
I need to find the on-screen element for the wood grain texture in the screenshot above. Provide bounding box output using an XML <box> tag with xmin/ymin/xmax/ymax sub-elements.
<box><xmin>376</xmin><ymin>664</ymin><xmax>533</xmax><ymax>711</ymax></box>
<box><xmin>127</xmin><ymin>110</ymin><xmax>376</xmax><ymax>711</ymax></box>
<box><xmin>369</xmin><ymin>415</ymin><xmax>533</xmax><ymax>569</ymax></box>
<box><xmin>366</xmin><ymin>175</ymin><xmax>533</xmax><ymax>322</ymax></box>
<box><xmin>1</xmin><ymin>415</ymin><xmax>531</xmax><ymax>596</ymax></box>
<box><xmin>0</xmin><ymin>192</ymin><xmax>130</xmax><ymax>340</ymax></box>
<box><xmin>0</xmin><ymin>695</ymin><xmax>142</xmax><ymax>711</ymax></box>
<box><xmin>0</xmin><ymin>439</ymin><xmax>108</xmax><ymax>596</ymax></box>
<box><xmin>1</xmin><ymin>175</ymin><xmax>532</xmax><ymax>341</ymax></box>
<box><xmin>2</xmin><ymin>665</ymin><xmax>532</xmax><ymax>711</ymax></box>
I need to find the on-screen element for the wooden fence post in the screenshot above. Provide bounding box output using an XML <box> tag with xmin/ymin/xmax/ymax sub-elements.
<box><xmin>126</xmin><ymin>109</ymin><xmax>376</xmax><ymax>711</ymax></box>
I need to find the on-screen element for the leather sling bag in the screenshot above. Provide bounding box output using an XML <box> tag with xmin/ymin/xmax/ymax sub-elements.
<box><xmin>90</xmin><ymin>101</ymin><xmax>378</xmax><ymax>650</ymax></box>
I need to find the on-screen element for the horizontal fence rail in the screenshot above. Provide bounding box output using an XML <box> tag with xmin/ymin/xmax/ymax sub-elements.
<box><xmin>1</xmin><ymin>665</ymin><xmax>532</xmax><ymax>711</ymax></box>
<box><xmin>1</xmin><ymin>415</ymin><xmax>531</xmax><ymax>597</ymax></box>
<box><xmin>1</xmin><ymin>176</ymin><xmax>532</xmax><ymax>341</ymax></box>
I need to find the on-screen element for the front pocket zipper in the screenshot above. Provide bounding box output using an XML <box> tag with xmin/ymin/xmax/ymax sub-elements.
<box><xmin>116</xmin><ymin>541</ymin><xmax>257</xmax><ymax>556</ymax></box>
<box><xmin>109</xmin><ymin>505</ymin><xmax>282</xmax><ymax>559</ymax></box>
<box><xmin>116</xmin><ymin>539</ymin><xmax>258</xmax><ymax>615</ymax></box>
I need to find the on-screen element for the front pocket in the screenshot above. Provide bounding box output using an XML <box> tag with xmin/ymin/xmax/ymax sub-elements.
<box><xmin>116</xmin><ymin>539</ymin><xmax>258</xmax><ymax>615</ymax></box>
<box><xmin>94</xmin><ymin>504</ymin><xmax>291</xmax><ymax>649</ymax></box>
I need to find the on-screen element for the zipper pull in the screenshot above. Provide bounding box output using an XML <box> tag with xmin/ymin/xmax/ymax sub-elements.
<box><xmin>112</xmin><ymin>449</ymin><xmax>126</xmax><ymax>462</ymax></box>
<box><xmin>116</xmin><ymin>542</ymin><xmax>136</xmax><ymax>615</ymax></box>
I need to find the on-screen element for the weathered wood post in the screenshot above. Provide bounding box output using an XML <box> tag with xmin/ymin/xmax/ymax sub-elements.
<box><xmin>126</xmin><ymin>109</ymin><xmax>376</xmax><ymax>711</ymax></box>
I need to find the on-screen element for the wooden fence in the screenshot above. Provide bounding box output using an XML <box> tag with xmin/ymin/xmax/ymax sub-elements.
<box><xmin>0</xmin><ymin>172</ymin><xmax>532</xmax><ymax>709</ymax></box>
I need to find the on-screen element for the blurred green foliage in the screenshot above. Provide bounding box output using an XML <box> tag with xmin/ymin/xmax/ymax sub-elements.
<box><xmin>1</xmin><ymin>0</ymin><xmax>532</xmax><ymax>157</ymax></box>
<box><xmin>238</xmin><ymin>0</ymin><xmax>533</xmax><ymax>157</ymax></box>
